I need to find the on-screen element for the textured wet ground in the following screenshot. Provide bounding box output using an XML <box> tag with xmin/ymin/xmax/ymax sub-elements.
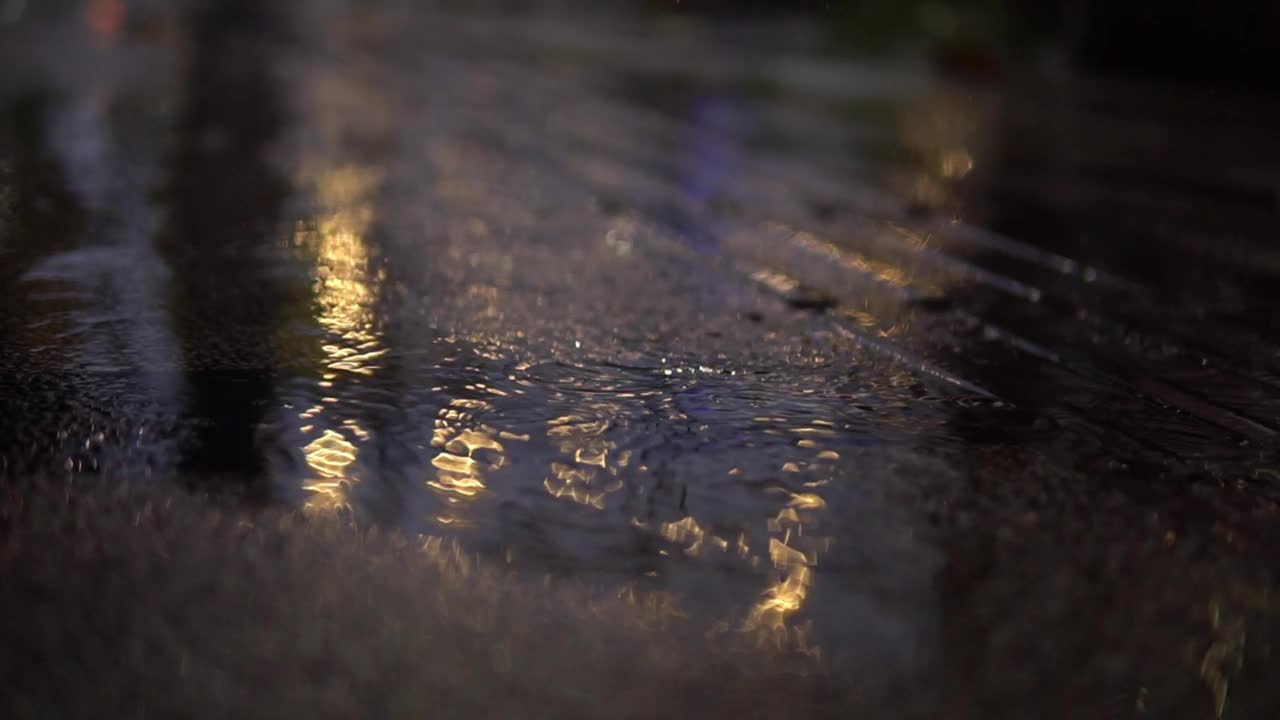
<box><xmin>2</xmin><ymin>2</ymin><xmax>1280</xmax><ymax>718</ymax></box>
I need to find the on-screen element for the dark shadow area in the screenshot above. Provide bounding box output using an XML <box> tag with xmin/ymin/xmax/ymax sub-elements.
<box><xmin>0</xmin><ymin>93</ymin><xmax>88</xmax><ymax>479</ymax></box>
<box><xmin>1066</xmin><ymin>0</ymin><xmax>1280</xmax><ymax>91</ymax></box>
<box><xmin>155</xmin><ymin>1</ymin><xmax>302</xmax><ymax>498</ymax></box>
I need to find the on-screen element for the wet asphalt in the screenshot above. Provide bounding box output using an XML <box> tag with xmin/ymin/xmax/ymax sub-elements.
<box><xmin>2</xmin><ymin>2</ymin><xmax>1280</xmax><ymax>717</ymax></box>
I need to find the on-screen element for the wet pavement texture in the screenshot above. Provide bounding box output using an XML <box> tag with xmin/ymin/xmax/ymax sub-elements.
<box><xmin>2</xmin><ymin>2</ymin><xmax>1280</xmax><ymax>718</ymax></box>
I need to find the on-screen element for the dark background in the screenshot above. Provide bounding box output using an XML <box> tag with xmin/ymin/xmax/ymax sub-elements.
<box><xmin>646</xmin><ymin>0</ymin><xmax>1280</xmax><ymax>91</ymax></box>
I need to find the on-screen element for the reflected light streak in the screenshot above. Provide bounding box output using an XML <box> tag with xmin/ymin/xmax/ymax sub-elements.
<box><xmin>744</xmin><ymin>539</ymin><xmax>813</xmax><ymax>641</ymax></box>
<box><xmin>295</xmin><ymin>165</ymin><xmax>385</xmax><ymax>513</ymax></box>
<box><xmin>659</xmin><ymin>516</ymin><xmax>731</xmax><ymax>556</ymax></box>
<box><xmin>742</xmin><ymin>448</ymin><xmax>834</xmax><ymax>647</ymax></box>
<box><xmin>302</xmin><ymin>429</ymin><xmax>359</xmax><ymax>512</ymax></box>
<box><xmin>429</xmin><ymin>400</ymin><xmax>509</xmax><ymax>526</ymax></box>
<box><xmin>773</xmin><ymin>223</ymin><xmax>917</xmax><ymax>290</ymax></box>
<box><xmin>543</xmin><ymin>409</ymin><xmax>627</xmax><ymax>511</ymax></box>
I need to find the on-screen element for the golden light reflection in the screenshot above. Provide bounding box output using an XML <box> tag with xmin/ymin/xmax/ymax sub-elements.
<box><xmin>302</xmin><ymin>429</ymin><xmax>359</xmax><ymax>512</ymax></box>
<box><xmin>542</xmin><ymin>409</ymin><xmax>627</xmax><ymax>512</ymax></box>
<box><xmin>742</xmin><ymin>467</ymin><xmax>833</xmax><ymax>646</ymax></box>
<box><xmin>745</xmin><ymin>539</ymin><xmax>813</xmax><ymax>638</ymax></box>
<box><xmin>632</xmin><ymin>416</ymin><xmax>835</xmax><ymax>649</ymax></box>
<box><xmin>428</xmin><ymin>399</ymin><xmax>512</xmax><ymax>527</ymax></box>
<box><xmin>294</xmin><ymin>164</ymin><xmax>385</xmax><ymax>514</ymax></box>
<box><xmin>304</xmin><ymin>429</ymin><xmax>358</xmax><ymax>478</ymax></box>
<box><xmin>659</xmin><ymin>516</ymin><xmax>732</xmax><ymax>556</ymax></box>
<box><xmin>767</xmin><ymin>221</ymin><xmax>920</xmax><ymax>291</ymax></box>
<box><xmin>303</xmin><ymin>165</ymin><xmax>385</xmax><ymax>362</ymax></box>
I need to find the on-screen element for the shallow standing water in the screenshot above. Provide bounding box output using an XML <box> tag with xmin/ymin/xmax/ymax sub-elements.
<box><xmin>2</xmin><ymin>2</ymin><xmax>1280</xmax><ymax>717</ymax></box>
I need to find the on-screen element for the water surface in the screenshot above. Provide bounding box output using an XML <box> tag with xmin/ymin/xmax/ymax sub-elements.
<box><xmin>1</xmin><ymin>2</ymin><xmax>1279</xmax><ymax>717</ymax></box>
